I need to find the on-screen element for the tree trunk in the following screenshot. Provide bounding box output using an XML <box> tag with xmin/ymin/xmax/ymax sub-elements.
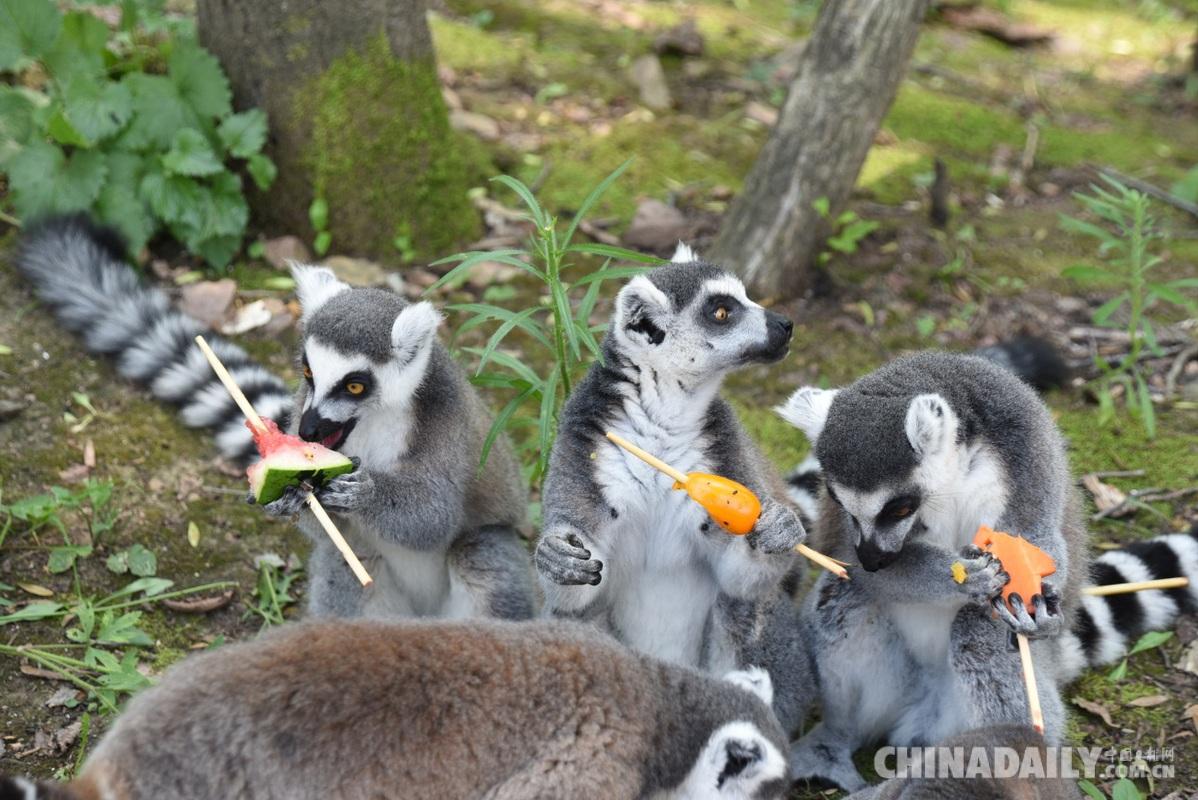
<box><xmin>709</xmin><ymin>0</ymin><xmax>932</xmax><ymax>300</ymax></box>
<box><xmin>196</xmin><ymin>0</ymin><xmax>479</xmax><ymax>259</ymax></box>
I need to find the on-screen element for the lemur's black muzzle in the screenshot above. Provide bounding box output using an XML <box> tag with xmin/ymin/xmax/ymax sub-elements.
<box><xmin>757</xmin><ymin>311</ymin><xmax>794</xmax><ymax>363</ymax></box>
<box><xmin>298</xmin><ymin>408</ymin><xmax>356</xmax><ymax>450</ymax></box>
<box><xmin>857</xmin><ymin>539</ymin><xmax>900</xmax><ymax>572</ymax></box>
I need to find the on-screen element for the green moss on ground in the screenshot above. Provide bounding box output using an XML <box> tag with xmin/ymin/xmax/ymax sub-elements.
<box><xmin>300</xmin><ymin>34</ymin><xmax>485</xmax><ymax>260</ymax></box>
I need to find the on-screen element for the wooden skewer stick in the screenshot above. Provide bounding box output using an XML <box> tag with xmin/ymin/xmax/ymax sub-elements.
<box><xmin>1016</xmin><ymin>633</ymin><xmax>1044</xmax><ymax>734</ymax></box>
<box><xmin>194</xmin><ymin>336</ymin><xmax>373</xmax><ymax>587</ymax></box>
<box><xmin>1083</xmin><ymin>577</ymin><xmax>1189</xmax><ymax>597</ymax></box>
<box><xmin>604</xmin><ymin>431</ymin><xmax>849</xmax><ymax>580</ymax></box>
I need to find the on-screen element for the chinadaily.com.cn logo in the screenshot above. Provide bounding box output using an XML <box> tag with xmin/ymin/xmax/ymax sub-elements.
<box><xmin>874</xmin><ymin>745</ymin><xmax>1176</xmax><ymax>780</ymax></box>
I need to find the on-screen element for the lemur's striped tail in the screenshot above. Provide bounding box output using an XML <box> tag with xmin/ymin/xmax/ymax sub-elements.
<box><xmin>0</xmin><ymin>775</ymin><xmax>88</xmax><ymax>799</ymax></box>
<box><xmin>1060</xmin><ymin>527</ymin><xmax>1198</xmax><ymax>681</ymax></box>
<box><xmin>15</xmin><ymin>214</ymin><xmax>291</xmax><ymax>462</ymax></box>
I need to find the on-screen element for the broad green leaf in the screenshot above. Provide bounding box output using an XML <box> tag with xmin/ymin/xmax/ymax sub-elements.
<box><xmin>45</xmin><ymin>106</ymin><xmax>90</xmax><ymax>147</ymax></box>
<box><xmin>1111</xmin><ymin>778</ymin><xmax>1142</xmax><ymax>800</ymax></box>
<box><xmin>60</xmin><ymin>75</ymin><xmax>133</xmax><ymax>144</ymax></box>
<box><xmin>1061</xmin><ymin>265</ymin><xmax>1117</xmax><ymax>284</ymax></box>
<box><xmin>1128</xmin><ymin>629</ymin><xmax>1171</xmax><ymax>655</ymax></box>
<box><xmin>812</xmin><ymin>196</ymin><xmax>830</xmax><ymax>217</ymax></box>
<box><xmin>161</xmin><ymin>128</ymin><xmax>223</xmax><ymax>176</ymax></box>
<box><xmin>168</xmin><ymin>40</ymin><xmax>231</xmax><ymax>119</ymax></box>
<box><xmin>125</xmin><ymin>544</ymin><xmax>157</xmax><ymax>577</ymax></box>
<box><xmin>105</xmin><ymin>551</ymin><xmax>129</xmax><ymax>574</ymax></box>
<box><xmin>0</xmin><ymin>600</ymin><xmax>63</xmax><ymax>625</ymax></box>
<box><xmin>202</xmin><ymin>171</ymin><xmax>249</xmax><ymax>236</ymax></box>
<box><xmin>141</xmin><ymin>168</ymin><xmax>203</xmax><ymax>227</ymax></box>
<box><xmin>0</xmin><ymin>0</ymin><xmax>62</xmax><ymax>70</ymax></box>
<box><xmin>246</xmin><ymin>153</ymin><xmax>276</xmax><ymax>191</ymax></box>
<box><xmin>1077</xmin><ymin>780</ymin><xmax>1106</xmax><ymax>800</ymax></box>
<box><xmin>194</xmin><ymin>234</ymin><xmax>241</xmax><ymax>269</ymax></box>
<box><xmin>96</xmin><ymin>611</ymin><xmax>152</xmax><ymax>646</ymax></box>
<box><xmin>1091</xmin><ymin>292</ymin><xmax>1128</xmax><ymax>326</ymax></box>
<box><xmin>0</xmin><ymin>86</ymin><xmax>38</xmax><ymax>167</ymax></box>
<box><xmin>1106</xmin><ymin>658</ymin><xmax>1127</xmax><ymax>681</ymax></box>
<box><xmin>217</xmin><ymin>108</ymin><xmax>267</xmax><ymax>158</ymax></box>
<box><xmin>96</xmin><ymin>180</ymin><xmax>153</xmax><ymax>255</ymax></box>
<box><xmin>309</xmin><ymin>197</ymin><xmax>328</xmax><ymax>230</ymax></box>
<box><xmin>7</xmin><ymin>142</ymin><xmax>106</xmax><ymax>217</ymax></box>
<box><xmin>561</xmin><ymin>157</ymin><xmax>632</xmax><ymax>250</ymax></box>
<box><xmin>313</xmin><ymin>231</ymin><xmax>331</xmax><ymax>256</ymax></box>
<box><xmin>48</xmin><ymin>544</ymin><xmax>91</xmax><ymax>573</ymax></box>
<box><xmin>42</xmin><ymin>11</ymin><xmax>107</xmax><ymax>80</ymax></box>
<box><xmin>117</xmin><ymin>73</ymin><xmax>197</xmax><ymax>151</ymax></box>
<box><xmin>1147</xmin><ymin>282</ymin><xmax>1196</xmax><ymax>311</ymax></box>
<box><xmin>104</xmin><ymin>576</ymin><xmax>173</xmax><ymax>601</ymax></box>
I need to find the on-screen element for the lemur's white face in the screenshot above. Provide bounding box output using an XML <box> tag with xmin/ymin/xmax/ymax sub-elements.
<box><xmin>777</xmin><ymin>388</ymin><xmax>969</xmax><ymax>571</ymax></box>
<box><xmin>611</xmin><ymin>266</ymin><xmax>792</xmax><ymax>392</ymax></box>
<box><xmin>291</xmin><ymin>265</ymin><xmax>440</xmax><ymax>453</ymax></box>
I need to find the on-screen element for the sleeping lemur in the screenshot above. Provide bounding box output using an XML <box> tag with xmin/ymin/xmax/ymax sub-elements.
<box><xmin>777</xmin><ymin>352</ymin><xmax>1198</xmax><ymax>791</ymax></box>
<box><xmin>14</xmin><ymin>216</ymin><xmax>535</xmax><ymax>621</ymax></box>
<box><xmin>0</xmin><ymin>620</ymin><xmax>790</xmax><ymax>800</ymax></box>
<box><xmin>535</xmin><ymin>244</ymin><xmax>812</xmax><ymax>732</ymax></box>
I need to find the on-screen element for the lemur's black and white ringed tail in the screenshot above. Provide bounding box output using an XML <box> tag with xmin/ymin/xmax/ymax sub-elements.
<box><xmin>13</xmin><ymin>214</ymin><xmax>291</xmax><ymax>462</ymax></box>
<box><xmin>1060</xmin><ymin>526</ymin><xmax>1198</xmax><ymax>681</ymax></box>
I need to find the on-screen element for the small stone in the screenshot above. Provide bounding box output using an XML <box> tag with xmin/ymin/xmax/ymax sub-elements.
<box><xmin>450</xmin><ymin>109</ymin><xmax>501</xmax><ymax>141</ymax></box>
<box><xmin>654</xmin><ymin>19</ymin><xmax>705</xmax><ymax>57</ymax></box>
<box><xmin>262</xmin><ymin>236</ymin><xmax>311</xmax><ymax>270</ymax></box>
<box><xmin>467</xmin><ymin>261</ymin><xmax>523</xmax><ymax>289</ymax></box>
<box><xmin>745</xmin><ymin>101</ymin><xmax>778</xmax><ymax>127</ymax></box>
<box><xmin>323</xmin><ymin>255</ymin><xmax>390</xmax><ymax>287</ymax></box>
<box><xmin>629</xmin><ymin>54</ymin><xmax>671</xmax><ymax>111</ymax></box>
<box><xmin>178</xmin><ymin>280</ymin><xmax>237</xmax><ymax>327</ymax></box>
<box><xmin>621</xmin><ymin>199</ymin><xmax>689</xmax><ymax>254</ymax></box>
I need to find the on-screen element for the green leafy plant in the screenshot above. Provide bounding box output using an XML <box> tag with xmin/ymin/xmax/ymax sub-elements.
<box><xmin>813</xmin><ymin>196</ymin><xmax>879</xmax><ymax>266</ymax></box>
<box><xmin>1106</xmin><ymin>629</ymin><xmax>1172</xmax><ymax>681</ymax></box>
<box><xmin>429</xmin><ymin>160</ymin><xmax>662</xmax><ymax>483</ymax></box>
<box><xmin>0</xmin><ymin>479</ymin><xmax>116</xmax><ymax>550</ymax></box>
<box><xmin>244</xmin><ymin>554</ymin><xmax>303</xmax><ymax>629</ymax></box>
<box><xmin>309</xmin><ymin>197</ymin><xmax>331</xmax><ymax>257</ymax></box>
<box><xmin>1079</xmin><ymin>778</ymin><xmax>1143</xmax><ymax>800</ymax></box>
<box><xmin>1060</xmin><ymin>176</ymin><xmax>1197</xmax><ymax>438</ymax></box>
<box><xmin>0</xmin><ymin>0</ymin><xmax>276</xmax><ymax>268</ymax></box>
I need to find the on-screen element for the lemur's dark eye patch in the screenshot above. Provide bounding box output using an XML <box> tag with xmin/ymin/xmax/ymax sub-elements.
<box><xmin>340</xmin><ymin>371</ymin><xmax>373</xmax><ymax>399</ymax></box>
<box><xmin>703</xmin><ymin>294</ymin><xmax>741</xmax><ymax>326</ymax></box>
<box><xmin>878</xmin><ymin>495</ymin><xmax>920</xmax><ymax>522</ymax></box>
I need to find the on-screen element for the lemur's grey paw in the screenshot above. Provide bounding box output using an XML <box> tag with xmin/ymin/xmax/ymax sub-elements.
<box><xmin>536</xmin><ymin>530</ymin><xmax>603</xmax><ymax>586</ymax></box>
<box><xmin>745</xmin><ymin>502</ymin><xmax>807</xmax><ymax>554</ymax></box>
<box><xmin>315</xmin><ymin>469</ymin><xmax>375</xmax><ymax>512</ymax></box>
<box><xmin>993</xmin><ymin>582</ymin><xmax>1063</xmax><ymax>638</ymax></box>
<box><xmin>260</xmin><ymin>486</ymin><xmax>307</xmax><ymax>518</ymax></box>
<box><xmin>956</xmin><ymin>547</ymin><xmax>1009</xmax><ymax>601</ymax></box>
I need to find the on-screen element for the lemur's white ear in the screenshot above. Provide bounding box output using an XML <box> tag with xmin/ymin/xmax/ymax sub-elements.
<box><xmin>723</xmin><ymin>667</ymin><xmax>773</xmax><ymax>707</ymax></box>
<box><xmin>672</xmin><ymin>241</ymin><xmax>698</xmax><ymax>263</ymax></box>
<box><xmin>704</xmin><ymin>723</ymin><xmax>778</xmax><ymax>793</ymax></box>
<box><xmin>291</xmin><ymin>264</ymin><xmax>349</xmax><ymax>320</ymax></box>
<box><xmin>905</xmin><ymin>393</ymin><xmax>957</xmax><ymax>457</ymax></box>
<box><xmin>775</xmin><ymin>387</ymin><xmax>839</xmax><ymax>443</ymax></box>
<box><xmin>391</xmin><ymin>301</ymin><xmax>442</xmax><ymax>365</ymax></box>
<box><xmin>614</xmin><ymin>275</ymin><xmax>670</xmax><ymax>347</ymax></box>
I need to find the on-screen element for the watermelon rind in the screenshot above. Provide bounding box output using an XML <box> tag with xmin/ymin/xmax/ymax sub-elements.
<box><xmin>247</xmin><ymin>446</ymin><xmax>354</xmax><ymax>505</ymax></box>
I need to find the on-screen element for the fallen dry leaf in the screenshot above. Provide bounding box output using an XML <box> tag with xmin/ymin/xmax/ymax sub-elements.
<box><xmin>1072</xmin><ymin>696</ymin><xmax>1115</xmax><ymax>727</ymax></box>
<box><xmin>1185</xmin><ymin>703</ymin><xmax>1198</xmax><ymax>732</ymax></box>
<box><xmin>1127</xmin><ymin>694</ymin><xmax>1169</xmax><ymax>708</ymax></box>
<box><xmin>187</xmin><ymin>521</ymin><xmax>201</xmax><ymax>548</ymax></box>
<box><xmin>20</xmin><ymin>665</ymin><xmax>66</xmax><ymax>681</ymax></box>
<box><xmin>45</xmin><ymin>686</ymin><xmax>82</xmax><ymax>709</ymax></box>
<box><xmin>57</xmin><ymin>463</ymin><xmax>91</xmax><ymax>483</ymax></box>
<box><xmin>17</xmin><ymin>583</ymin><xmax>54</xmax><ymax>598</ymax></box>
<box><xmin>160</xmin><ymin>590</ymin><xmax>234</xmax><ymax>614</ymax></box>
<box><xmin>83</xmin><ymin>438</ymin><xmax>95</xmax><ymax>468</ymax></box>
<box><xmin>1081</xmin><ymin>473</ymin><xmax>1128</xmax><ymax>515</ymax></box>
<box><xmin>1177</xmin><ymin>642</ymin><xmax>1198</xmax><ymax>677</ymax></box>
<box><xmin>219</xmin><ymin>300</ymin><xmax>274</xmax><ymax>335</ymax></box>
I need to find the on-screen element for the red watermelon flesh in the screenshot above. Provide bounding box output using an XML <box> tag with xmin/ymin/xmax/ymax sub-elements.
<box><xmin>246</xmin><ymin>419</ymin><xmax>354</xmax><ymax>504</ymax></box>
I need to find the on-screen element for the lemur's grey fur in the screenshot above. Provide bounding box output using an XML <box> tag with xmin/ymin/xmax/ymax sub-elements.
<box><xmin>259</xmin><ymin>266</ymin><xmax>535</xmax><ymax>620</ymax></box>
<box><xmin>536</xmin><ymin>244</ymin><xmax>812</xmax><ymax>733</ymax></box>
<box><xmin>776</xmin><ymin>352</ymin><xmax>1087</xmax><ymax>791</ymax></box>
<box><xmin>14</xmin><ymin>214</ymin><xmax>291</xmax><ymax>461</ymax></box>
<box><xmin>1</xmin><ymin>621</ymin><xmax>791</xmax><ymax>800</ymax></box>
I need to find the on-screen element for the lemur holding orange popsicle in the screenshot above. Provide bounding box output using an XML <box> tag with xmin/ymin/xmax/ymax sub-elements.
<box><xmin>536</xmin><ymin>247</ymin><xmax>814</xmax><ymax>733</ymax></box>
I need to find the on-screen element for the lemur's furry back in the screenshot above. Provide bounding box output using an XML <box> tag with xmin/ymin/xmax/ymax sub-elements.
<box><xmin>14</xmin><ymin>215</ymin><xmax>290</xmax><ymax>462</ymax></box>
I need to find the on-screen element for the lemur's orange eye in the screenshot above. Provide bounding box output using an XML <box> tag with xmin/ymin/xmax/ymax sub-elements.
<box><xmin>346</xmin><ymin>382</ymin><xmax>365</xmax><ymax>396</ymax></box>
<box><xmin>303</xmin><ymin>365</ymin><xmax>313</xmax><ymax>380</ymax></box>
<box><xmin>713</xmin><ymin>307</ymin><xmax>729</xmax><ymax>322</ymax></box>
<box><xmin>892</xmin><ymin>506</ymin><xmax>912</xmax><ymax>519</ymax></box>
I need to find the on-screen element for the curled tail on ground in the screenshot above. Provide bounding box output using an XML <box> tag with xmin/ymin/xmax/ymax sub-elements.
<box><xmin>0</xmin><ymin>775</ymin><xmax>88</xmax><ymax>799</ymax></box>
<box><xmin>14</xmin><ymin>214</ymin><xmax>291</xmax><ymax>462</ymax></box>
<box><xmin>1059</xmin><ymin>526</ymin><xmax>1198</xmax><ymax>680</ymax></box>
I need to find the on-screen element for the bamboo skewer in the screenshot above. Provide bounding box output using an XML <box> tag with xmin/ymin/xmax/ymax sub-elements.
<box><xmin>194</xmin><ymin>336</ymin><xmax>373</xmax><ymax>587</ymax></box>
<box><xmin>1083</xmin><ymin>577</ymin><xmax>1189</xmax><ymax>597</ymax></box>
<box><xmin>1016</xmin><ymin>633</ymin><xmax>1045</xmax><ymax>734</ymax></box>
<box><xmin>604</xmin><ymin>431</ymin><xmax>849</xmax><ymax>580</ymax></box>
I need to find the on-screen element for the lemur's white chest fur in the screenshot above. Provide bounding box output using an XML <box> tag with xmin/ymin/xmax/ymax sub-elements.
<box><xmin>890</xmin><ymin>444</ymin><xmax>1009</xmax><ymax>668</ymax></box>
<box><xmin>594</xmin><ymin>392</ymin><xmax>730</xmax><ymax>669</ymax></box>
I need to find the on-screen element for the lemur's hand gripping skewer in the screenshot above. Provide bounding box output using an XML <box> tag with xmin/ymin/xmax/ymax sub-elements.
<box><xmin>1083</xmin><ymin>577</ymin><xmax>1189</xmax><ymax>596</ymax></box>
<box><xmin>603</xmin><ymin>431</ymin><xmax>849</xmax><ymax>580</ymax></box>
<box><xmin>194</xmin><ymin>336</ymin><xmax>373</xmax><ymax>587</ymax></box>
<box><xmin>968</xmin><ymin>525</ymin><xmax>1055</xmax><ymax>734</ymax></box>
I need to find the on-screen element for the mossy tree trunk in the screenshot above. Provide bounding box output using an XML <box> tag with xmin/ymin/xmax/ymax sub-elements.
<box><xmin>196</xmin><ymin>0</ymin><xmax>479</xmax><ymax>259</ymax></box>
<box><xmin>709</xmin><ymin>0</ymin><xmax>932</xmax><ymax>300</ymax></box>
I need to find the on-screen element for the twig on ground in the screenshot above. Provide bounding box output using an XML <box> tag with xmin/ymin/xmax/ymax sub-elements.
<box><xmin>1093</xmin><ymin>486</ymin><xmax>1198</xmax><ymax>521</ymax></box>
<box><xmin>1096</xmin><ymin>166</ymin><xmax>1198</xmax><ymax>220</ymax></box>
<box><xmin>1165</xmin><ymin>342</ymin><xmax>1198</xmax><ymax>400</ymax></box>
<box><xmin>1079</xmin><ymin>469</ymin><xmax>1146</xmax><ymax>481</ymax></box>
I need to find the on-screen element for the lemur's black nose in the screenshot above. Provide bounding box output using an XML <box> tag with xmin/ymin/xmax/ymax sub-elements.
<box><xmin>765</xmin><ymin>311</ymin><xmax>793</xmax><ymax>342</ymax></box>
<box><xmin>857</xmin><ymin>539</ymin><xmax>900</xmax><ymax>572</ymax></box>
<box><xmin>298</xmin><ymin>408</ymin><xmax>343</xmax><ymax>443</ymax></box>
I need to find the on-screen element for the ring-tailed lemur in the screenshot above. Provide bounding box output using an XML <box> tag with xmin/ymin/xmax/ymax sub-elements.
<box><xmin>776</xmin><ymin>351</ymin><xmax>1084</xmax><ymax>791</ymax></box>
<box><xmin>13</xmin><ymin>215</ymin><xmax>535</xmax><ymax>621</ymax></box>
<box><xmin>14</xmin><ymin>214</ymin><xmax>292</xmax><ymax>461</ymax></box>
<box><xmin>255</xmin><ymin>264</ymin><xmax>536</xmax><ymax>620</ymax></box>
<box><xmin>1</xmin><ymin>620</ymin><xmax>791</xmax><ymax>800</ymax></box>
<box><xmin>536</xmin><ymin>244</ymin><xmax>812</xmax><ymax>732</ymax></box>
<box><xmin>776</xmin><ymin>352</ymin><xmax>1198</xmax><ymax>791</ymax></box>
